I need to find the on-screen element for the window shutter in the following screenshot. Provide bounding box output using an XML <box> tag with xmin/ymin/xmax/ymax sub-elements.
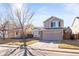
<box><xmin>59</xmin><ymin>21</ymin><xmax>60</xmax><ymax>27</ymax></box>
<box><xmin>51</xmin><ymin>22</ymin><xmax>53</xmax><ymax>28</ymax></box>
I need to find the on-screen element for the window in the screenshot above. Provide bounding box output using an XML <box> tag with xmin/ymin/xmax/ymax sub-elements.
<box><xmin>51</xmin><ymin>22</ymin><xmax>56</xmax><ymax>28</ymax></box>
<box><xmin>51</xmin><ymin>21</ymin><xmax>61</xmax><ymax>28</ymax></box>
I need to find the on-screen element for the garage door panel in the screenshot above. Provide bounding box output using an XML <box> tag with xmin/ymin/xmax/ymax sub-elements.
<box><xmin>42</xmin><ymin>29</ymin><xmax>63</xmax><ymax>40</ymax></box>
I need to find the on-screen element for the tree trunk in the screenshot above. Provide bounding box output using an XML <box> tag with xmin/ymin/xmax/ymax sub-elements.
<box><xmin>3</xmin><ymin>31</ymin><xmax>5</xmax><ymax>40</ymax></box>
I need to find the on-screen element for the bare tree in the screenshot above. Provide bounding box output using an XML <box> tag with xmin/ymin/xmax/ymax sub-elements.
<box><xmin>8</xmin><ymin>4</ymin><xmax>35</xmax><ymax>39</ymax></box>
<box><xmin>0</xmin><ymin>16</ymin><xmax>10</xmax><ymax>40</ymax></box>
<box><xmin>7</xmin><ymin>4</ymin><xmax>35</xmax><ymax>56</ymax></box>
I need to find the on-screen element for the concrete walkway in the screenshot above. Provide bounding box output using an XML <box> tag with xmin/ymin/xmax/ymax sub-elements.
<box><xmin>29</xmin><ymin>42</ymin><xmax>79</xmax><ymax>55</ymax></box>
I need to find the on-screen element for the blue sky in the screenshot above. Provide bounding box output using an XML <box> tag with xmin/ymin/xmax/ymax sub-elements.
<box><xmin>0</xmin><ymin>3</ymin><xmax>79</xmax><ymax>27</ymax></box>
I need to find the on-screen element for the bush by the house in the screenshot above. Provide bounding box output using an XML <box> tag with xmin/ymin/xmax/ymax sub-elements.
<box><xmin>27</xmin><ymin>34</ymin><xmax>33</xmax><ymax>38</ymax></box>
<box><xmin>70</xmin><ymin>34</ymin><xmax>75</xmax><ymax>40</ymax></box>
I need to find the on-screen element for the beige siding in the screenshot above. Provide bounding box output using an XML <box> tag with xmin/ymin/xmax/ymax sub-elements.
<box><xmin>44</xmin><ymin>17</ymin><xmax>64</xmax><ymax>28</ymax></box>
<box><xmin>42</xmin><ymin>29</ymin><xmax>63</xmax><ymax>40</ymax></box>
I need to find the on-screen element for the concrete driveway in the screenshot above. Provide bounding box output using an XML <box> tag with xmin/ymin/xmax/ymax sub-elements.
<box><xmin>28</xmin><ymin>40</ymin><xmax>79</xmax><ymax>56</ymax></box>
<box><xmin>29</xmin><ymin>40</ymin><xmax>61</xmax><ymax>48</ymax></box>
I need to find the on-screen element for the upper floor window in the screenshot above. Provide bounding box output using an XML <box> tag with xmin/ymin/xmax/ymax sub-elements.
<box><xmin>51</xmin><ymin>22</ymin><xmax>56</xmax><ymax>28</ymax></box>
<box><xmin>51</xmin><ymin>21</ymin><xmax>60</xmax><ymax>28</ymax></box>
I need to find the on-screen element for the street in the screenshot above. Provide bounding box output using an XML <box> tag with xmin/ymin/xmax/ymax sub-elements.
<box><xmin>0</xmin><ymin>43</ymin><xmax>79</xmax><ymax>56</ymax></box>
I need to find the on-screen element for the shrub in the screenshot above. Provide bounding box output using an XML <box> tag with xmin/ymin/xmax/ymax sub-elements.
<box><xmin>70</xmin><ymin>34</ymin><xmax>75</xmax><ymax>40</ymax></box>
<box><xmin>27</xmin><ymin>34</ymin><xmax>33</xmax><ymax>38</ymax></box>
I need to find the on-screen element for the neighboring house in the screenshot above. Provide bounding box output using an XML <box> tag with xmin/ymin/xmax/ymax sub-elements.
<box><xmin>0</xmin><ymin>21</ymin><xmax>16</xmax><ymax>38</ymax></box>
<box><xmin>71</xmin><ymin>17</ymin><xmax>79</xmax><ymax>34</ymax></box>
<box><xmin>32</xmin><ymin>27</ymin><xmax>44</xmax><ymax>38</ymax></box>
<box><xmin>3</xmin><ymin>21</ymin><xmax>18</xmax><ymax>38</ymax></box>
<box><xmin>8</xmin><ymin>24</ymin><xmax>34</xmax><ymax>38</ymax></box>
<box><xmin>0</xmin><ymin>20</ymin><xmax>34</xmax><ymax>39</ymax></box>
<box><xmin>71</xmin><ymin>17</ymin><xmax>79</xmax><ymax>39</ymax></box>
<box><xmin>25</xmin><ymin>24</ymin><xmax>34</xmax><ymax>35</ymax></box>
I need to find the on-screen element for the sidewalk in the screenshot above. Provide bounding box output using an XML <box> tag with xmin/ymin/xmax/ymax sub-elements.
<box><xmin>29</xmin><ymin>42</ymin><xmax>79</xmax><ymax>54</ymax></box>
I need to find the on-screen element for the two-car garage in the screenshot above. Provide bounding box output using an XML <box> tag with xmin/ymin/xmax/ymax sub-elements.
<box><xmin>41</xmin><ymin>29</ymin><xmax>63</xmax><ymax>40</ymax></box>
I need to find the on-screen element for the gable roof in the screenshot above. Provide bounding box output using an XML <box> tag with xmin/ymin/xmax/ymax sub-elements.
<box><xmin>71</xmin><ymin>17</ymin><xmax>79</xmax><ymax>27</ymax></box>
<box><xmin>43</xmin><ymin>16</ymin><xmax>63</xmax><ymax>23</ymax></box>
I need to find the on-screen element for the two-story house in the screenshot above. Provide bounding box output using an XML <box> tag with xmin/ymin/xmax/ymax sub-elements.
<box><xmin>41</xmin><ymin>16</ymin><xmax>64</xmax><ymax>40</ymax></box>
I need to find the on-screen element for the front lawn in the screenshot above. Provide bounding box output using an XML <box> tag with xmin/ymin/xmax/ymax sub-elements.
<box><xmin>7</xmin><ymin>40</ymin><xmax>39</xmax><ymax>45</ymax></box>
<box><xmin>0</xmin><ymin>38</ymin><xmax>39</xmax><ymax>45</ymax></box>
<box><xmin>58</xmin><ymin>40</ymin><xmax>79</xmax><ymax>50</ymax></box>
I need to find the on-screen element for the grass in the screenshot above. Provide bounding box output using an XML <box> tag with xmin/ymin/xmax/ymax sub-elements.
<box><xmin>7</xmin><ymin>40</ymin><xmax>39</xmax><ymax>45</ymax></box>
<box><xmin>0</xmin><ymin>38</ymin><xmax>39</xmax><ymax>45</ymax></box>
<box><xmin>58</xmin><ymin>40</ymin><xmax>79</xmax><ymax>50</ymax></box>
<box><xmin>59</xmin><ymin>43</ymin><xmax>79</xmax><ymax>50</ymax></box>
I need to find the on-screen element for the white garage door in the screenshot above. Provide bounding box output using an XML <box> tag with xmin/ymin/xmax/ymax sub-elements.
<box><xmin>42</xmin><ymin>29</ymin><xmax>63</xmax><ymax>40</ymax></box>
